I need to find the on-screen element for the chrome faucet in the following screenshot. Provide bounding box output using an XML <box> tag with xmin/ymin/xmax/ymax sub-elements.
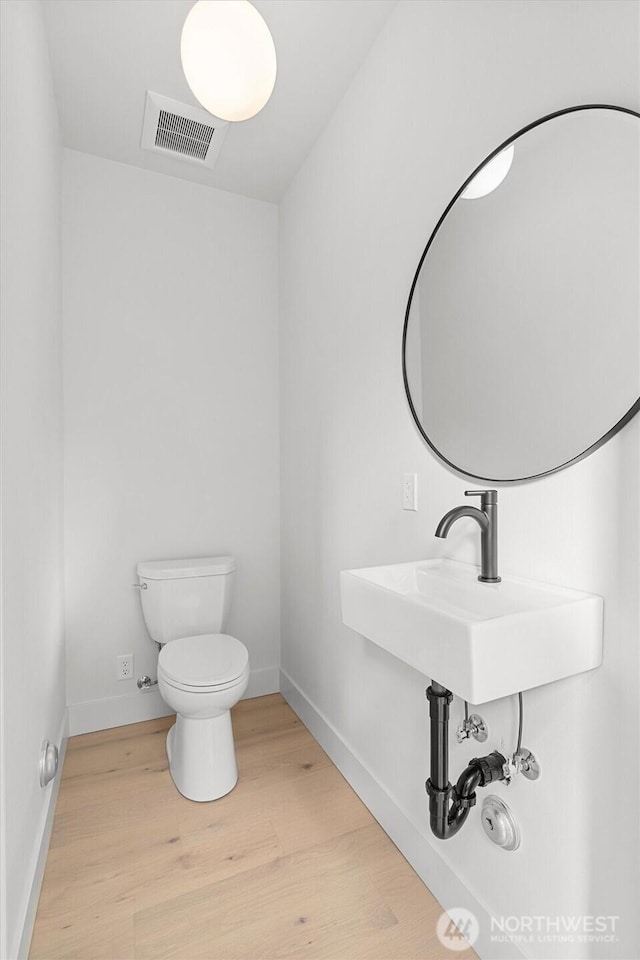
<box><xmin>435</xmin><ymin>490</ymin><xmax>501</xmax><ymax>583</ymax></box>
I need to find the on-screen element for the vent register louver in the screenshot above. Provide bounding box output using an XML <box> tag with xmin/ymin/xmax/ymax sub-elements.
<box><xmin>155</xmin><ymin>110</ymin><xmax>214</xmax><ymax>161</ymax></box>
<box><xmin>141</xmin><ymin>92</ymin><xmax>229</xmax><ymax>169</ymax></box>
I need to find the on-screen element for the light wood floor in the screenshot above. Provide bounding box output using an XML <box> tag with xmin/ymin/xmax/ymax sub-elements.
<box><xmin>30</xmin><ymin>694</ymin><xmax>476</xmax><ymax>960</ymax></box>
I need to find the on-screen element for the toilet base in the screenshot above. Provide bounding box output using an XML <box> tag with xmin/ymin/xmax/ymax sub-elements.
<box><xmin>166</xmin><ymin>712</ymin><xmax>239</xmax><ymax>802</ymax></box>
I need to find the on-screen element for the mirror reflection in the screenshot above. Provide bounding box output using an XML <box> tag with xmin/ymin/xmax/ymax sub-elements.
<box><xmin>404</xmin><ymin>106</ymin><xmax>640</xmax><ymax>482</ymax></box>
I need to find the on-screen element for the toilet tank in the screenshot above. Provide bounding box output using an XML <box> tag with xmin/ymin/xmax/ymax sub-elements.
<box><xmin>136</xmin><ymin>556</ymin><xmax>235</xmax><ymax>645</ymax></box>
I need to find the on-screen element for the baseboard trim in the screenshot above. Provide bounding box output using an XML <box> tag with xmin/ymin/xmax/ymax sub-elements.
<box><xmin>280</xmin><ymin>668</ymin><xmax>525</xmax><ymax>960</ymax></box>
<box><xmin>67</xmin><ymin>689</ymin><xmax>173</xmax><ymax>736</ymax></box>
<box><xmin>15</xmin><ymin>707</ymin><xmax>69</xmax><ymax>960</ymax></box>
<box><xmin>68</xmin><ymin>665</ymin><xmax>280</xmax><ymax>736</ymax></box>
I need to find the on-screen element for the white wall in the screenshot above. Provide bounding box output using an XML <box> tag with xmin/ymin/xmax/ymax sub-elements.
<box><xmin>63</xmin><ymin>151</ymin><xmax>280</xmax><ymax>734</ymax></box>
<box><xmin>0</xmin><ymin>2</ymin><xmax>66</xmax><ymax>957</ymax></box>
<box><xmin>279</xmin><ymin>2</ymin><xmax>639</xmax><ymax>958</ymax></box>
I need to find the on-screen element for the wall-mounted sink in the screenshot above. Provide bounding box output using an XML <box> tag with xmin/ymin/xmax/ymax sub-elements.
<box><xmin>340</xmin><ymin>559</ymin><xmax>603</xmax><ymax>703</ymax></box>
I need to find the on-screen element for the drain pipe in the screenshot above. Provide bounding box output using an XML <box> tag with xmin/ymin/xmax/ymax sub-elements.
<box><xmin>426</xmin><ymin>683</ymin><xmax>507</xmax><ymax>840</ymax></box>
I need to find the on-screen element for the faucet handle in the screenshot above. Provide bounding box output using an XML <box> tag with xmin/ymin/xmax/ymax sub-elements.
<box><xmin>465</xmin><ymin>489</ymin><xmax>497</xmax><ymax>504</ymax></box>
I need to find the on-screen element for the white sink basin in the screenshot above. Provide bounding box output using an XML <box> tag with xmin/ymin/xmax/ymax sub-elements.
<box><xmin>340</xmin><ymin>559</ymin><xmax>603</xmax><ymax>703</ymax></box>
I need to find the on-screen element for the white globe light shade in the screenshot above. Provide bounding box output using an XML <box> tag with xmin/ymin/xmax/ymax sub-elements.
<box><xmin>462</xmin><ymin>145</ymin><xmax>515</xmax><ymax>199</ymax></box>
<box><xmin>181</xmin><ymin>0</ymin><xmax>277</xmax><ymax>123</ymax></box>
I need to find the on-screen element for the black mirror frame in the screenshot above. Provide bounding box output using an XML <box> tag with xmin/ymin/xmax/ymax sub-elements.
<box><xmin>402</xmin><ymin>103</ymin><xmax>640</xmax><ymax>484</ymax></box>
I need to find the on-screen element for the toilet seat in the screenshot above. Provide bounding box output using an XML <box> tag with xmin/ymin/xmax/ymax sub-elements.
<box><xmin>159</xmin><ymin>665</ymin><xmax>249</xmax><ymax>695</ymax></box>
<box><xmin>158</xmin><ymin>633</ymin><xmax>248</xmax><ymax>690</ymax></box>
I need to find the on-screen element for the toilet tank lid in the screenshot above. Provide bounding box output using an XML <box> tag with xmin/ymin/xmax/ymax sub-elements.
<box><xmin>137</xmin><ymin>556</ymin><xmax>235</xmax><ymax>580</ymax></box>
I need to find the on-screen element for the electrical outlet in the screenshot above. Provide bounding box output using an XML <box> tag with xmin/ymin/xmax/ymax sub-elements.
<box><xmin>117</xmin><ymin>653</ymin><xmax>134</xmax><ymax>681</ymax></box>
<box><xmin>403</xmin><ymin>473</ymin><xmax>418</xmax><ymax>511</ymax></box>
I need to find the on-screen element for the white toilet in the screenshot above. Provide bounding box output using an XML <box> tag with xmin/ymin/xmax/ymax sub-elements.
<box><xmin>136</xmin><ymin>555</ymin><xmax>249</xmax><ymax>802</ymax></box>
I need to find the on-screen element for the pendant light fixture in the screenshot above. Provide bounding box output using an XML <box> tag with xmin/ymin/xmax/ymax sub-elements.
<box><xmin>181</xmin><ymin>0</ymin><xmax>277</xmax><ymax>123</ymax></box>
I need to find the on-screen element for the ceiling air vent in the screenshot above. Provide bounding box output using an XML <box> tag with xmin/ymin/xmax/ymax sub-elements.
<box><xmin>141</xmin><ymin>91</ymin><xmax>228</xmax><ymax>169</ymax></box>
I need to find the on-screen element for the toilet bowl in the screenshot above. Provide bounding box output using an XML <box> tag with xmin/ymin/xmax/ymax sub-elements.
<box><xmin>157</xmin><ymin>633</ymin><xmax>249</xmax><ymax>801</ymax></box>
<box><xmin>136</xmin><ymin>555</ymin><xmax>250</xmax><ymax>802</ymax></box>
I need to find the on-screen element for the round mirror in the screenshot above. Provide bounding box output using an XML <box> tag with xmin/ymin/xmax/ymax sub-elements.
<box><xmin>403</xmin><ymin>105</ymin><xmax>640</xmax><ymax>482</ymax></box>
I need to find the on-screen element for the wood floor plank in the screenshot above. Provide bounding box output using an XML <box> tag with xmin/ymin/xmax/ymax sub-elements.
<box><xmin>235</xmin><ymin>724</ymin><xmax>332</xmax><ymax>787</ymax></box>
<box><xmin>35</xmin><ymin>812</ymin><xmax>284</xmax><ymax>926</ymax></box>
<box><xmin>30</xmin><ymin>910</ymin><xmax>135</xmax><ymax>960</ymax></box>
<box><xmin>267</xmin><ymin>764</ymin><xmax>377</xmax><ymax>855</ymax></box>
<box><xmin>231</xmin><ymin>694</ymin><xmax>302</xmax><ymax>744</ymax></box>
<box><xmin>30</xmin><ymin>694</ymin><xmax>477</xmax><ymax>960</ymax></box>
<box><xmin>49</xmin><ymin>767</ymin><xmax>179</xmax><ymax>849</ymax></box>
<box><xmin>62</xmin><ymin>717</ymin><xmax>174</xmax><ymax>781</ymax></box>
<box><xmin>172</xmin><ymin>763</ymin><xmax>375</xmax><ymax>858</ymax></box>
<box><xmin>133</xmin><ymin>826</ymin><xmax>398</xmax><ymax>960</ymax></box>
<box><xmin>64</xmin><ymin>715</ymin><xmax>175</xmax><ymax>757</ymax></box>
